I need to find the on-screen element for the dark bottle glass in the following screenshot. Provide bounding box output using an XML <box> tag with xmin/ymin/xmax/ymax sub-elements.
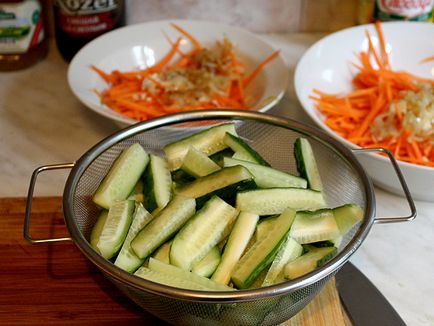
<box><xmin>53</xmin><ymin>0</ymin><xmax>125</xmax><ymax>62</ymax></box>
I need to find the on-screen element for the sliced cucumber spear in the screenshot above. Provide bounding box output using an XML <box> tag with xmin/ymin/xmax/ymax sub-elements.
<box><xmin>294</xmin><ymin>138</ymin><xmax>323</xmax><ymax>191</ymax></box>
<box><xmin>170</xmin><ymin>196</ymin><xmax>238</xmax><ymax>271</ymax></box>
<box><xmin>127</xmin><ymin>179</ymin><xmax>145</xmax><ymax>203</ymax></box>
<box><xmin>144</xmin><ymin>154</ymin><xmax>172</xmax><ymax>212</ymax></box>
<box><xmin>283</xmin><ymin>246</ymin><xmax>337</xmax><ymax>280</ymax></box>
<box><xmin>147</xmin><ymin>258</ymin><xmax>234</xmax><ymax>291</ymax></box>
<box><xmin>180</xmin><ymin>147</ymin><xmax>221</xmax><ymax>178</ymax></box>
<box><xmin>211</xmin><ymin>211</ymin><xmax>259</xmax><ymax>285</ymax></box>
<box><xmin>254</xmin><ymin>215</ymin><xmax>277</xmax><ymax>242</ymax></box>
<box><xmin>231</xmin><ymin>208</ymin><xmax>296</xmax><ymax>289</ymax></box>
<box><xmin>262</xmin><ymin>236</ymin><xmax>303</xmax><ymax>286</ymax></box>
<box><xmin>236</xmin><ymin>188</ymin><xmax>326</xmax><ymax>216</ymax></box>
<box><xmin>151</xmin><ymin>240</ymin><xmax>172</xmax><ymax>264</ymax></box>
<box><xmin>176</xmin><ymin>165</ymin><xmax>255</xmax><ymax>207</ymax></box>
<box><xmin>164</xmin><ymin>123</ymin><xmax>237</xmax><ymax>171</ymax></box>
<box><xmin>130</xmin><ymin>195</ymin><xmax>196</xmax><ymax>259</ymax></box>
<box><xmin>96</xmin><ymin>200</ymin><xmax>135</xmax><ymax>259</ymax></box>
<box><xmin>93</xmin><ymin>143</ymin><xmax>149</xmax><ymax>209</ymax></box>
<box><xmin>333</xmin><ymin>203</ymin><xmax>363</xmax><ymax>235</ymax></box>
<box><xmin>114</xmin><ymin>203</ymin><xmax>154</xmax><ymax>273</ymax></box>
<box><xmin>223</xmin><ymin>157</ymin><xmax>307</xmax><ymax>189</ymax></box>
<box><xmin>191</xmin><ymin>246</ymin><xmax>221</xmax><ymax>278</ymax></box>
<box><xmin>223</xmin><ymin>132</ymin><xmax>270</xmax><ymax>166</ymax></box>
<box><xmin>134</xmin><ymin>266</ymin><xmax>210</xmax><ymax>291</ymax></box>
<box><xmin>90</xmin><ymin>210</ymin><xmax>108</xmax><ymax>250</ymax></box>
<box><xmin>289</xmin><ymin>209</ymin><xmax>340</xmax><ymax>244</ymax></box>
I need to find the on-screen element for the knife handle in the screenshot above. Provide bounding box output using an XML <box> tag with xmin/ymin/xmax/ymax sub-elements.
<box><xmin>352</xmin><ymin>147</ymin><xmax>417</xmax><ymax>224</ymax></box>
<box><xmin>24</xmin><ymin>163</ymin><xmax>75</xmax><ymax>244</ymax></box>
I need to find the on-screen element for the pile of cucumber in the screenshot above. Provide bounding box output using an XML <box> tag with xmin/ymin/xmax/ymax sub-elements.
<box><xmin>90</xmin><ymin>123</ymin><xmax>363</xmax><ymax>291</ymax></box>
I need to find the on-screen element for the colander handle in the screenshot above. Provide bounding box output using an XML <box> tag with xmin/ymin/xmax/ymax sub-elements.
<box><xmin>352</xmin><ymin>148</ymin><xmax>417</xmax><ymax>224</ymax></box>
<box><xmin>24</xmin><ymin>163</ymin><xmax>75</xmax><ymax>244</ymax></box>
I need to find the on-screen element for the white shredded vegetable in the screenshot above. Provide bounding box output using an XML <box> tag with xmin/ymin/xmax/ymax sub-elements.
<box><xmin>372</xmin><ymin>83</ymin><xmax>434</xmax><ymax>143</ymax></box>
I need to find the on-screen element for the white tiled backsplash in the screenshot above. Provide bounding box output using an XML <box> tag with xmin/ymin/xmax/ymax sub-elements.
<box><xmin>126</xmin><ymin>0</ymin><xmax>358</xmax><ymax>32</ymax></box>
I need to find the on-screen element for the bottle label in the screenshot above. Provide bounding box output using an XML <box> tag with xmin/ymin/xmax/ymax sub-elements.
<box><xmin>375</xmin><ymin>0</ymin><xmax>434</xmax><ymax>21</ymax></box>
<box><xmin>55</xmin><ymin>0</ymin><xmax>119</xmax><ymax>36</ymax></box>
<box><xmin>0</xmin><ymin>0</ymin><xmax>45</xmax><ymax>54</ymax></box>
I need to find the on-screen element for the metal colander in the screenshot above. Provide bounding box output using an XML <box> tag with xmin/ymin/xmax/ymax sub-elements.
<box><xmin>25</xmin><ymin>110</ymin><xmax>416</xmax><ymax>326</ymax></box>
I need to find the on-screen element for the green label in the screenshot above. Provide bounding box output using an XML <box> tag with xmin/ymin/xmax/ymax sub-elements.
<box><xmin>0</xmin><ymin>11</ymin><xmax>16</xmax><ymax>20</ymax></box>
<box><xmin>0</xmin><ymin>0</ymin><xmax>43</xmax><ymax>54</ymax></box>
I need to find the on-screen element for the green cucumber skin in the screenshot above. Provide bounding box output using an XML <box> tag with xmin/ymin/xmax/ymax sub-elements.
<box><xmin>93</xmin><ymin>143</ymin><xmax>149</xmax><ymax>210</ymax></box>
<box><xmin>294</xmin><ymin>139</ymin><xmax>308</xmax><ymax>185</ymax></box>
<box><xmin>176</xmin><ymin>165</ymin><xmax>256</xmax><ymax>207</ymax></box>
<box><xmin>164</xmin><ymin>123</ymin><xmax>237</xmax><ymax>171</ymax></box>
<box><xmin>231</xmin><ymin>208</ymin><xmax>296</xmax><ymax>289</ymax></box>
<box><xmin>262</xmin><ymin>236</ymin><xmax>303</xmax><ymax>286</ymax></box>
<box><xmin>294</xmin><ymin>138</ymin><xmax>323</xmax><ymax>191</ymax></box>
<box><xmin>236</xmin><ymin>233</ymin><xmax>287</xmax><ymax>289</ymax></box>
<box><xmin>144</xmin><ymin>155</ymin><xmax>172</xmax><ymax>213</ymax></box>
<box><xmin>224</xmin><ymin>133</ymin><xmax>270</xmax><ymax>166</ymax></box>
<box><xmin>316</xmin><ymin>247</ymin><xmax>337</xmax><ymax>267</ymax></box>
<box><xmin>130</xmin><ymin>195</ymin><xmax>196</xmax><ymax>259</ymax></box>
<box><xmin>211</xmin><ymin>211</ymin><xmax>259</xmax><ymax>285</ymax></box>
<box><xmin>284</xmin><ymin>246</ymin><xmax>337</xmax><ymax>280</ymax></box>
<box><xmin>209</xmin><ymin>148</ymin><xmax>235</xmax><ymax>167</ymax></box>
<box><xmin>196</xmin><ymin>179</ymin><xmax>256</xmax><ymax>208</ymax></box>
<box><xmin>143</xmin><ymin>156</ymin><xmax>158</xmax><ymax>212</ymax></box>
<box><xmin>223</xmin><ymin>157</ymin><xmax>307</xmax><ymax>189</ymax></box>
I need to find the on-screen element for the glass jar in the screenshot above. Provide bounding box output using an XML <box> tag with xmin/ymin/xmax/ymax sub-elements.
<box><xmin>0</xmin><ymin>0</ymin><xmax>48</xmax><ymax>71</ymax></box>
<box><xmin>358</xmin><ymin>0</ymin><xmax>434</xmax><ymax>24</ymax></box>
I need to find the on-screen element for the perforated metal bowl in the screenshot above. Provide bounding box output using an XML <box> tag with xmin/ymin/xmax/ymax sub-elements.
<box><xmin>25</xmin><ymin>110</ymin><xmax>416</xmax><ymax>325</ymax></box>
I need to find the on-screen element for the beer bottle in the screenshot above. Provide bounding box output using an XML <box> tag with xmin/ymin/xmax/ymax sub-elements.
<box><xmin>53</xmin><ymin>0</ymin><xmax>125</xmax><ymax>62</ymax></box>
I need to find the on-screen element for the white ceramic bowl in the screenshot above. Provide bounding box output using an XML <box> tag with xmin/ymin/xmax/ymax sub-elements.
<box><xmin>295</xmin><ymin>22</ymin><xmax>434</xmax><ymax>202</ymax></box>
<box><xmin>68</xmin><ymin>20</ymin><xmax>289</xmax><ymax>126</ymax></box>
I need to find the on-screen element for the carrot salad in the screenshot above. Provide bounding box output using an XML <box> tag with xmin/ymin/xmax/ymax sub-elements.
<box><xmin>92</xmin><ymin>23</ymin><xmax>279</xmax><ymax>121</ymax></box>
<box><xmin>310</xmin><ymin>21</ymin><xmax>434</xmax><ymax>167</ymax></box>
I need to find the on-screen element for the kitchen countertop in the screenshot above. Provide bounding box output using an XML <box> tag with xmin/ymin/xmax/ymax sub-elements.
<box><xmin>1</xmin><ymin>34</ymin><xmax>433</xmax><ymax>326</ymax></box>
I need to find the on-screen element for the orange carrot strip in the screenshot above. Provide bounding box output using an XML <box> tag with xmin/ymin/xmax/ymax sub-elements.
<box><xmin>374</xmin><ymin>21</ymin><xmax>389</xmax><ymax>67</ymax></box>
<box><xmin>149</xmin><ymin>37</ymin><xmax>182</xmax><ymax>72</ymax></box>
<box><xmin>420</xmin><ymin>55</ymin><xmax>434</xmax><ymax>64</ymax></box>
<box><xmin>170</xmin><ymin>23</ymin><xmax>202</xmax><ymax>50</ymax></box>
<box><xmin>365</xmin><ymin>30</ymin><xmax>384</xmax><ymax>70</ymax></box>
<box><xmin>243</xmin><ymin>50</ymin><xmax>280</xmax><ymax>88</ymax></box>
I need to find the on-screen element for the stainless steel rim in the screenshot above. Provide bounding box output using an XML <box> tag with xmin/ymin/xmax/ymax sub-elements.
<box><xmin>63</xmin><ymin>109</ymin><xmax>376</xmax><ymax>303</ymax></box>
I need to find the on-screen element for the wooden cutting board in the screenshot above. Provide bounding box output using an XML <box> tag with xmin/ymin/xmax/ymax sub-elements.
<box><xmin>0</xmin><ymin>197</ymin><xmax>350</xmax><ymax>325</ymax></box>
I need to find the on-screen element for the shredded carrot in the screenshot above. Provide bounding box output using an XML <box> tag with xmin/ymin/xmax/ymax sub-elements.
<box><xmin>311</xmin><ymin>22</ymin><xmax>434</xmax><ymax>168</ymax></box>
<box><xmin>92</xmin><ymin>24</ymin><xmax>279</xmax><ymax>122</ymax></box>
<box><xmin>420</xmin><ymin>55</ymin><xmax>434</xmax><ymax>64</ymax></box>
<box><xmin>374</xmin><ymin>21</ymin><xmax>389</xmax><ymax>68</ymax></box>
<box><xmin>243</xmin><ymin>50</ymin><xmax>280</xmax><ymax>88</ymax></box>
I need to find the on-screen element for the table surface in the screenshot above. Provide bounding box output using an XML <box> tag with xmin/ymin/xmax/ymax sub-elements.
<box><xmin>0</xmin><ymin>197</ymin><xmax>349</xmax><ymax>325</ymax></box>
<box><xmin>1</xmin><ymin>34</ymin><xmax>433</xmax><ymax>326</ymax></box>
